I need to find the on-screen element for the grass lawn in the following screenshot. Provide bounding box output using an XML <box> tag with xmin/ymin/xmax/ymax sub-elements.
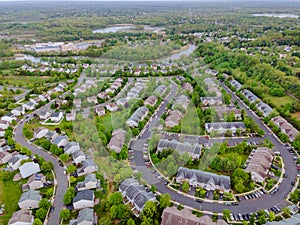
<box><xmin>3</xmin><ymin>75</ymin><xmax>50</xmax><ymax>87</ymax></box>
<box><xmin>0</xmin><ymin>179</ymin><xmax>23</xmax><ymax>225</ymax></box>
<box><xmin>27</xmin><ymin>118</ymin><xmax>75</xmax><ymax>140</ymax></box>
<box><xmin>265</xmin><ymin>94</ymin><xmax>295</xmax><ymax>109</ymax></box>
<box><xmin>292</xmin><ymin>112</ymin><xmax>300</xmax><ymax>122</ymax></box>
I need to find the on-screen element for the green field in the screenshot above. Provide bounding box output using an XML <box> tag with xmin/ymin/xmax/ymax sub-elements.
<box><xmin>0</xmin><ymin>179</ymin><xmax>23</xmax><ymax>225</ymax></box>
<box><xmin>3</xmin><ymin>75</ymin><xmax>50</xmax><ymax>87</ymax></box>
<box><xmin>265</xmin><ymin>94</ymin><xmax>295</xmax><ymax>109</ymax></box>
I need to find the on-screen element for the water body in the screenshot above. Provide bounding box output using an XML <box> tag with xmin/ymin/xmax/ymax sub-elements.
<box><xmin>252</xmin><ymin>13</ymin><xmax>299</xmax><ymax>18</ymax></box>
<box><xmin>12</xmin><ymin>44</ymin><xmax>196</xmax><ymax>64</ymax></box>
<box><xmin>160</xmin><ymin>44</ymin><xmax>196</xmax><ymax>63</ymax></box>
<box><xmin>92</xmin><ymin>25</ymin><xmax>135</xmax><ymax>34</ymax></box>
<box><xmin>92</xmin><ymin>25</ymin><xmax>165</xmax><ymax>34</ymax></box>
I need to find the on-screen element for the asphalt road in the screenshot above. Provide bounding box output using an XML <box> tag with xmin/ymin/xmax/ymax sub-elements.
<box><xmin>13</xmin><ymin>72</ymin><xmax>86</xmax><ymax>225</ymax></box>
<box><xmin>14</xmin><ymin>106</ymin><xmax>68</xmax><ymax>225</ymax></box>
<box><xmin>131</xmin><ymin>77</ymin><xmax>297</xmax><ymax>216</ymax></box>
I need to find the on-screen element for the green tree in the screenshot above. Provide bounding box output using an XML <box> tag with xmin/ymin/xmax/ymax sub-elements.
<box><xmin>39</xmin><ymin>198</ymin><xmax>50</xmax><ymax>210</ymax></box>
<box><xmin>63</xmin><ymin>187</ymin><xmax>75</xmax><ymax>205</ymax></box>
<box><xmin>59</xmin><ymin>153</ymin><xmax>69</xmax><ymax>162</ymax></box>
<box><xmin>269</xmin><ymin>211</ymin><xmax>275</xmax><ymax>222</ymax></box>
<box><xmin>36</xmin><ymin>208</ymin><xmax>47</xmax><ymax>221</ymax></box>
<box><xmin>222</xmin><ymin>209</ymin><xmax>231</xmax><ymax>221</ymax></box>
<box><xmin>140</xmin><ymin>201</ymin><xmax>157</xmax><ymax>224</ymax></box>
<box><xmin>182</xmin><ymin>181</ymin><xmax>190</xmax><ymax>193</ymax></box>
<box><xmin>66</xmin><ymin>164</ymin><xmax>77</xmax><ymax>174</ymax></box>
<box><xmin>33</xmin><ymin>218</ymin><xmax>43</xmax><ymax>225</ymax></box>
<box><xmin>127</xmin><ymin>218</ymin><xmax>135</xmax><ymax>225</ymax></box>
<box><xmin>41</xmin><ymin>161</ymin><xmax>53</xmax><ymax>173</ymax></box>
<box><xmin>159</xmin><ymin>193</ymin><xmax>171</xmax><ymax>208</ymax></box>
<box><xmin>109</xmin><ymin>192</ymin><xmax>123</xmax><ymax>206</ymax></box>
<box><xmin>282</xmin><ymin>207</ymin><xmax>290</xmax><ymax>218</ymax></box>
<box><xmin>60</xmin><ymin>209</ymin><xmax>70</xmax><ymax>221</ymax></box>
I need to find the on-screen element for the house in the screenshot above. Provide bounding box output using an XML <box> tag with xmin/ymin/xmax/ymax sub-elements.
<box><xmin>161</xmin><ymin>206</ymin><xmax>228</xmax><ymax>225</ymax></box>
<box><xmin>245</xmin><ymin>147</ymin><xmax>275</xmax><ymax>183</ymax></box>
<box><xmin>213</xmin><ymin>106</ymin><xmax>242</xmax><ymax>121</ymax></box>
<box><xmin>2</xmin><ymin>114</ymin><xmax>15</xmax><ymax>123</ymax></box>
<box><xmin>18</xmin><ymin>190</ymin><xmax>42</xmax><ymax>209</ymax></box>
<box><xmin>256</xmin><ymin>102</ymin><xmax>273</xmax><ymax>117</ymax></box>
<box><xmin>205</xmin><ymin>69</ymin><xmax>218</xmax><ymax>76</ymax></box>
<box><xmin>0</xmin><ymin>151</ymin><xmax>12</xmax><ymax>164</ymax></box>
<box><xmin>87</xmin><ymin>96</ymin><xmax>98</xmax><ymax>104</ymax></box>
<box><xmin>77</xmin><ymin>160</ymin><xmax>98</xmax><ymax>177</ymax></box>
<box><xmin>45</xmin><ymin>131</ymin><xmax>58</xmax><ymax>141</ymax></box>
<box><xmin>69</xmin><ymin>208</ymin><xmax>94</xmax><ymax>225</ymax></box>
<box><xmin>204</xmin><ymin>78</ymin><xmax>216</xmax><ymax>87</ymax></box>
<box><xmin>38</xmin><ymin>111</ymin><xmax>51</xmax><ymax>120</ymax></box>
<box><xmin>52</xmin><ymin>135</ymin><xmax>68</xmax><ymax>147</ymax></box>
<box><xmin>95</xmin><ymin>105</ymin><xmax>105</xmax><ymax>117</ymax></box>
<box><xmin>272</xmin><ymin>116</ymin><xmax>299</xmax><ymax>142</ymax></box>
<box><xmin>34</xmin><ymin>127</ymin><xmax>49</xmax><ymax>139</ymax></box>
<box><xmin>22</xmin><ymin>101</ymin><xmax>35</xmax><ymax>111</ymax></box>
<box><xmin>182</xmin><ymin>82</ymin><xmax>193</xmax><ymax>93</ymax></box>
<box><xmin>240</xmin><ymin>89</ymin><xmax>259</xmax><ymax>103</ymax></box>
<box><xmin>19</xmin><ymin>162</ymin><xmax>41</xmax><ymax>178</ymax></box>
<box><xmin>8</xmin><ymin>155</ymin><xmax>29</xmax><ymax>171</ymax></box>
<box><xmin>176</xmin><ymin>167</ymin><xmax>231</xmax><ymax>192</ymax></box>
<box><xmin>74</xmin><ymin>99</ymin><xmax>82</xmax><ymax>108</ymax></box>
<box><xmin>8</xmin><ymin>209</ymin><xmax>34</xmax><ymax>225</ymax></box>
<box><xmin>173</xmin><ymin>95</ymin><xmax>189</xmax><ymax>111</ymax></box>
<box><xmin>119</xmin><ymin>178</ymin><xmax>156</xmax><ymax>215</ymax></box>
<box><xmin>66</xmin><ymin>110</ymin><xmax>76</xmax><ymax>121</ymax></box>
<box><xmin>200</xmin><ymin>97</ymin><xmax>223</xmax><ymax>106</ymax></box>
<box><xmin>157</xmin><ymin>139</ymin><xmax>202</xmax><ymax>159</ymax></box>
<box><xmin>205</xmin><ymin>122</ymin><xmax>246</xmax><ymax>134</ymax></box>
<box><xmin>27</xmin><ymin>173</ymin><xmax>46</xmax><ymax>190</ymax></box>
<box><xmin>64</xmin><ymin>142</ymin><xmax>80</xmax><ymax>155</ymax></box>
<box><xmin>0</xmin><ymin>145</ymin><xmax>11</xmax><ymax>152</ymax></box>
<box><xmin>116</xmin><ymin>98</ymin><xmax>128</xmax><ymax>107</ymax></box>
<box><xmin>73</xmin><ymin>190</ymin><xmax>94</xmax><ymax>210</ymax></box>
<box><xmin>11</xmin><ymin>107</ymin><xmax>25</xmax><ymax>117</ymax></box>
<box><xmin>82</xmin><ymin>108</ymin><xmax>90</xmax><ymax>119</ymax></box>
<box><xmin>0</xmin><ymin>120</ymin><xmax>10</xmax><ymax>130</ymax></box>
<box><xmin>126</xmin><ymin>106</ymin><xmax>149</xmax><ymax>128</ymax></box>
<box><xmin>229</xmin><ymin>79</ymin><xmax>242</xmax><ymax>91</ymax></box>
<box><xmin>154</xmin><ymin>85</ymin><xmax>167</xmax><ymax>96</ymax></box>
<box><xmin>72</xmin><ymin>150</ymin><xmax>86</xmax><ymax>165</ymax></box>
<box><xmin>76</xmin><ymin>173</ymin><xmax>98</xmax><ymax>191</ymax></box>
<box><xmin>0</xmin><ymin>128</ymin><xmax>5</xmax><ymax>137</ymax></box>
<box><xmin>106</xmin><ymin>102</ymin><xmax>118</xmax><ymax>112</ymax></box>
<box><xmin>107</xmin><ymin>129</ymin><xmax>126</xmax><ymax>153</ymax></box>
<box><xmin>165</xmin><ymin>110</ymin><xmax>183</xmax><ymax>128</ymax></box>
<box><xmin>144</xmin><ymin>95</ymin><xmax>158</xmax><ymax>107</ymax></box>
<box><xmin>97</xmin><ymin>92</ymin><xmax>107</xmax><ymax>100</ymax></box>
<box><xmin>0</xmin><ymin>139</ymin><xmax>6</xmax><ymax>147</ymax></box>
<box><xmin>49</xmin><ymin>112</ymin><xmax>64</xmax><ymax>123</ymax></box>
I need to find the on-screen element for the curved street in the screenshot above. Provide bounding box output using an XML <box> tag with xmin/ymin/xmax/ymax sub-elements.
<box><xmin>131</xmin><ymin>76</ymin><xmax>297</xmax><ymax>215</ymax></box>
<box><xmin>14</xmin><ymin>105</ymin><xmax>69</xmax><ymax>225</ymax></box>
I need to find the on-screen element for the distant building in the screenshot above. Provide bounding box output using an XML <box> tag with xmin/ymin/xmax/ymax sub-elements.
<box><xmin>165</xmin><ymin>110</ymin><xmax>183</xmax><ymax>128</ymax></box>
<box><xmin>240</xmin><ymin>89</ymin><xmax>259</xmax><ymax>103</ymax></box>
<box><xmin>205</xmin><ymin>122</ymin><xmax>245</xmax><ymax>134</ymax></box>
<box><xmin>107</xmin><ymin>129</ymin><xmax>126</xmax><ymax>153</ymax></box>
<box><xmin>229</xmin><ymin>79</ymin><xmax>242</xmax><ymax>91</ymax></box>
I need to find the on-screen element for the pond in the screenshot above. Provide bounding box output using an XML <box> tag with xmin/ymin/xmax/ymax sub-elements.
<box><xmin>252</xmin><ymin>13</ymin><xmax>299</xmax><ymax>18</ymax></box>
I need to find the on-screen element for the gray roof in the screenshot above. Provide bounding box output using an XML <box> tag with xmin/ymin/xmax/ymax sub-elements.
<box><xmin>126</xmin><ymin>185</ymin><xmax>145</xmax><ymax>200</ymax></box>
<box><xmin>241</xmin><ymin>89</ymin><xmax>259</xmax><ymax>103</ymax></box>
<box><xmin>154</xmin><ymin>85</ymin><xmax>166</xmax><ymax>95</ymax></box>
<box><xmin>65</xmin><ymin>142</ymin><xmax>79</xmax><ymax>150</ymax></box>
<box><xmin>229</xmin><ymin>79</ymin><xmax>242</xmax><ymax>90</ymax></box>
<box><xmin>256</xmin><ymin>101</ymin><xmax>273</xmax><ymax>116</ymax></box>
<box><xmin>50</xmin><ymin>112</ymin><xmax>61</xmax><ymax>118</ymax></box>
<box><xmin>19</xmin><ymin>190</ymin><xmax>41</xmax><ymax>203</ymax></box>
<box><xmin>265</xmin><ymin>213</ymin><xmax>300</xmax><ymax>225</ymax></box>
<box><xmin>119</xmin><ymin>178</ymin><xmax>139</xmax><ymax>192</ymax></box>
<box><xmin>127</xmin><ymin>106</ymin><xmax>149</xmax><ymax>124</ymax></box>
<box><xmin>72</xmin><ymin>150</ymin><xmax>85</xmax><ymax>159</ymax></box>
<box><xmin>52</xmin><ymin>135</ymin><xmax>67</xmax><ymax>145</ymax></box>
<box><xmin>176</xmin><ymin>167</ymin><xmax>231</xmax><ymax>190</ymax></box>
<box><xmin>173</xmin><ymin>95</ymin><xmax>189</xmax><ymax>110</ymax></box>
<box><xmin>134</xmin><ymin>190</ymin><xmax>155</xmax><ymax>209</ymax></box>
<box><xmin>73</xmin><ymin>190</ymin><xmax>94</xmax><ymax>203</ymax></box>
<box><xmin>205</xmin><ymin>122</ymin><xmax>245</xmax><ymax>130</ymax></box>
<box><xmin>77</xmin><ymin>208</ymin><xmax>94</xmax><ymax>224</ymax></box>
<box><xmin>158</xmin><ymin>139</ymin><xmax>201</xmax><ymax>156</ymax></box>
